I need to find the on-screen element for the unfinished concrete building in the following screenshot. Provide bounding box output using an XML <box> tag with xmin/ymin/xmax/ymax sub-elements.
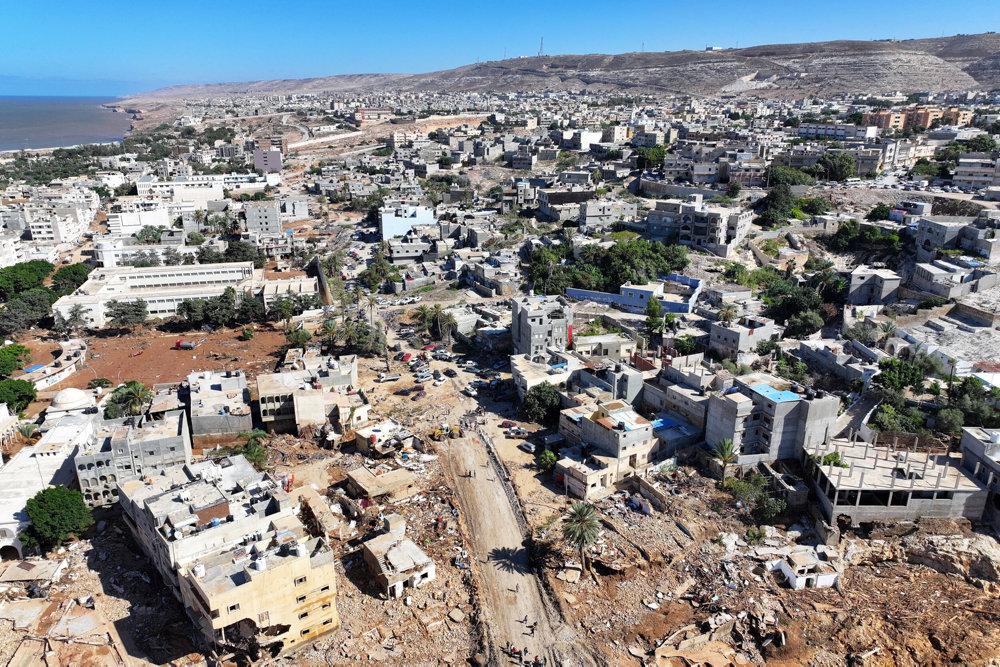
<box><xmin>805</xmin><ymin>437</ymin><xmax>987</xmax><ymax>525</ymax></box>
<box><xmin>644</xmin><ymin>194</ymin><xmax>752</xmax><ymax>257</ymax></box>
<box><xmin>74</xmin><ymin>410</ymin><xmax>192</xmax><ymax>508</ymax></box>
<box><xmin>511</xmin><ymin>295</ymin><xmax>573</xmax><ymax>356</ymax></box>
<box><xmin>705</xmin><ymin>376</ymin><xmax>839</xmax><ymax>467</ymax></box>
<box><xmin>959</xmin><ymin>427</ymin><xmax>1000</xmax><ymax>528</ymax></box>
<box><xmin>117</xmin><ymin>456</ymin><xmax>339</xmax><ymax>656</ymax></box>
<box><xmin>187</xmin><ymin>370</ymin><xmax>253</xmax><ymax>446</ymax></box>
<box><xmin>361</xmin><ymin>514</ymin><xmax>435</xmax><ymax>598</ymax></box>
<box><xmin>847</xmin><ymin>266</ymin><xmax>901</xmax><ymax>305</ymax></box>
<box><xmin>708</xmin><ymin>316</ymin><xmax>775</xmax><ymax>361</ymax></box>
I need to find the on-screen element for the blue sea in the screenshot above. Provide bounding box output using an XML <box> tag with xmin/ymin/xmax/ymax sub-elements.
<box><xmin>0</xmin><ymin>96</ymin><xmax>133</xmax><ymax>152</ymax></box>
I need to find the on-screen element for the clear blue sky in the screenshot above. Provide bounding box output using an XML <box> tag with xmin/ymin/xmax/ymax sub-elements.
<box><xmin>4</xmin><ymin>0</ymin><xmax>999</xmax><ymax>96</ymax></box>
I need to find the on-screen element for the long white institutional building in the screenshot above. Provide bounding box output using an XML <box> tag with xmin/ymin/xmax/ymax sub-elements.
<box><xmin>53</xmin><ymin>262</ymin><xmax>258</xmax><ymax>327</ymax></box>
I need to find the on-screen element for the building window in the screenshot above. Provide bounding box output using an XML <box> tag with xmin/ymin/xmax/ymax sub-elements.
<box><xmin>319</xmin><ymin>585</ymin><xmax>330</xmax><ymax>592</ymax></box>
<box><xmin>300</xmin><ymin>629</ymin><xmax>310</xmax><ymax>637</ymax></box>
<box><xmin>228</xmin><ymin>603</ymin><xmax>240</xmax><ymax>613</ymax></box>
<box><xmin>321</xmin><ymin>602</ymin><xmax>331</xmax><ymax>609</ymax></box>
<box><xmin>298</xmin><ymin>611</ymin><xmax>309</xmax><ymax>619</ymax></box>
<box><xmin>322</xmin><ymin>619</ymin><xmax>333</xmax><ymax>626</ymax></box>
<box><xmin>295</xmin><ymin>576</ymin><xmax>307</xmax><ymax>586</ymax></box>
<box><xmin>296</xmin><ymin>595</ymin><xmax>306</xmax><ymax>603</ymax></box>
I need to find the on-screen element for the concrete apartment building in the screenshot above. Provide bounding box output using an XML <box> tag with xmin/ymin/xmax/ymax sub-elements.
<box><xmin>709</xmin><ymin>316</ymin><xmax>775</xmax><ymax>361</ymax></box>
<box><xmin>511</xmin><ymin>295</ymin><xmax>573</xmax><ymax>356</ymax></box>
<box><xmin>572</xmin><ymin>334</ymin><xmax>636</xmax><ymax>362</ymax></box>
<box><xmin>952</xmin><ymin>153</ymin><xmax>999</xmax><ymax>190</ymax></box>
<box><xmin>705</xmin><ymin>377</ymin><xmax>839</xmax><ymax>467</ymax></box>
<box><xmin>644</xmin><ymin>194</ymin><xmax>752</xmax><ymax>258</ymax></box>
<box><xmin>913</xmin><ymin>259</ymin><xmax>999</xmax><ymax>299</ymax></box>
<box><xmin>796</xmin><ymin>123</ymin><xmax>878</xmax><ymax>141</ymax></box>
<box><xmin>378</xmin><ymin>204</ymin><xmax>435</xmax><ymax>240</ymax></box>
<box><xmin>566</xmin><ymin>275</ymin><xmax>703</xmax><ymax>316</ymax></box>
<box><xmin>118</xmin><ymin>456</ymin><xmax>339</xmax><ymax>655</ymax></box>
<box><xmin>915</xmin><ymin>212</ymin><xmax>1000</xmax><ymax>262</ymax></box>
<box><xmin>253</xmin><ymin>149</ymin><xmax>283</xmax><ymax>173</ymax></box>
<box><xmin>74</xmin><ymin>410</ymin><xmax>192</xmax><ymax>508</ymax></box>
<box><xmin>106</xmin><ymin>197</ymin><xmax>172</xmax><ymax>236</ymax></box>
<box><xmin>847</xmin><ymin>266</ymin><xmax>902</xmax><ymax>305</ymax></box>
<box><xmin>807</xmin><ymin>436</ymin><xmax>986</xmax><ymax>526</ymax></box>
<box><xmin>256</xmin><ymin>354</ymin><xmax>359</xmax><ymax>434</ymax></box>
<box><xmin>187</xmin><ymin>370</ymin><xmax>254</xmax><ymax>446</ymax></box>
<box><xmin>28</xmin><ymin>213</ymin><xmax>88</xmax><ymax>245</ymax></box>
<box><xmin>555</xmin><ymin>400</ymin><xmax>659</xmax><ymax>500</ymax></box>
<box><xmin>52</xmin><ymin>262</ymin><xmax>257</xmax><ymax>328</ymax></box>
<box><xmin>244</xmin><ymin>200</ymin><xmax>283</xmax><ymax>235</ymax></box>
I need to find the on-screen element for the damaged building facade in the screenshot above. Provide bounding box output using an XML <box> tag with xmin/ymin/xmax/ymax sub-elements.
<box><xmin>117</xmin><ymin>456</ymin><xmax>339</xmax><ymax>656</ymax></box>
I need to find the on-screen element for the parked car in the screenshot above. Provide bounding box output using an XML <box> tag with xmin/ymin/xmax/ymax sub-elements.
<box><xmin>411</xmin><ymin>384</ymin><xmax>425</xmax><ymax>392</ymax></box>
<box><xmin>433</xmin><ymin>370</ymin><xmax>442</xmax><ymax>379</ymax></box>
<box><xmin>410</xmin><ymin>391</ymin><xmax>427</xmax><ymax>401</ymax></box>
<box><xmin>433</xmin><ymin>377</ymin><xmax>447</xmax><ymax>387</ymax></box>
<box><xmin>401</xmin><ymin>353</ymin><xmax>412</xmax><ymax>362</ymax></box>
<box><xmin>444</xmin><ymin>368</ymin><xmax>458</xmax><ymax>378</ymax></box>
<box><xmin>518</xmin><ymin>442</ymin><xmax>536</xmax><ymax>454</ymax></box>
<box><xmin>394</xmin><ymin>388</ymin><xmax>412</xmax><ymax>396</ymax></box>
<box><xmin>500</xmin><ymin>420</ymin><xmax>517</xmax><ymax>428</ymax></box>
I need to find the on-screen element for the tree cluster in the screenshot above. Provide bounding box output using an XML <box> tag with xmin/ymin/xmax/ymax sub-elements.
<box><xmin>527</xmin><ymin>239</ymin><xmax>689</xmax><ymax>296</ymax></box>
<box><xmin>521</xmin><ymin>381</ymin><xmax>562</xmax><ymax>425</ymax></box>
<box><xmin>176</xmin><ymin>287</ymin><xmax>266</xmax><ymax>329</ymax></box>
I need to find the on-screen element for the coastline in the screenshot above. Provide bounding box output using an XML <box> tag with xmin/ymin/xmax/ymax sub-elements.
<box><xmin>0</xmin><ymin>99</ymin><xmax>136</xmax><ymax>156</ymax></box>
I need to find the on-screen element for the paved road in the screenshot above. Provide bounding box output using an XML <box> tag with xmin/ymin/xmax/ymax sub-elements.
<box><xmin>440</xmin><ymin>424</ymin><xmax>590</xmax><ymax>665</ymax></box>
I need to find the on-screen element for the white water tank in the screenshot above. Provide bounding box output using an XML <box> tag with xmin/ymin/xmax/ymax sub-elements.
<box><xmin>253</xmin><ymin>556</ymin><xmax>267</xmax><ymax>572</ymax></box>
<box><xmin>192</xmin><ymin>562</ymin><xmax>205</xmax><ymax>578</ymax></box>
<box><xmin>294</xmin><ymin>543</ymin><xmax>307</xmax><ymax>557</ymax></box>
<box><xmin>990</xmin><ymin>431</ymin><xmax>1000</xmax><ymax>444</ymax></box>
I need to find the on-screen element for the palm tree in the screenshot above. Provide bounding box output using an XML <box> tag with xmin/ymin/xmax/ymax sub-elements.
<box><xmin>664</xmin><ymin>312</ymin><xmax>679</xmax><ymax>334</ymax></box>
<box><xmin>879</xmin><ymin>320</ymin><xmax>897</xmax><ymax>343</ymax></box>
<box><xmin>365</xmin><ymin>295</ymin><xmax>378</xmax><ymax>326</ymax></box>
<box><xmin>648</xmin><ymin>316</ymin><xmax>666</xmax><ymax>349</ymax></box>
<box><xmin>717</xmin><ymin>304</ymin><xmax>738</xmax><ymax>324</ymax></box>
<box><xmin>117</xmin><ymin>382</ymin><xmax>153</xmax><ymax>417</ymax></box>
<box><xmin>562</xmin><ymin>502</ymin><xmax>601</xmax><ymax>572</ymax></box>
<box><xmin>413</xmin><ymin>305</ymin><xmax>433</xmax><ymax>334</ymax></box>
<box><xmin>438</xmin><ymin>312</ymin><xmax>457</xmax><ymax>346</ymax></box>
<box><xmin>431</xmin><ymin>304</ymin><xmax>447</xmax><ymax>340</ymax></box>
<box><xmin>712</xmin><ymin>438</ymin><xmax>738</xmax><ymax>481</ymax></box>
<box><xmin>16</xmin><ymin>423</ymin><xmax>37</xmax><ymax>443</ymax></box>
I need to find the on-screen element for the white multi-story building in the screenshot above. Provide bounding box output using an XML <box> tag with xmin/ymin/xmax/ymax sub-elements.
<box><xmin>106</xmin><ymin>197</ymin><xmax>172</xmax><ymax>235</ymax></box>
<box><xmin>0</xmin><ymin>234</ymin><xmax>24</xmax><ymax>269</ymax></box>
<box><xmin>952</xmin><ymin>153</ymin><xmax>1000</xmax><ymax>190</ymax></box>
<box><xmin>28</xmin><ymin>213</ymin><xmax>88</xmax><ymax>244</ymax></box>
<box><xmin>52</xmin><ymin>262</ymin><xmax>257</xmax><ymax>327</ymax></box>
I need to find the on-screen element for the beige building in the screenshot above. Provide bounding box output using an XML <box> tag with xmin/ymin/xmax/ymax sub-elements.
<box><xmin>118</xmin><ymin>456</ymin><xmax>339</xmax><ymax>656</ymax></box>
<box><xmin>555</xmin><ymin>401</ymin><xmax>659</xmax><ymax>500</ymax></box>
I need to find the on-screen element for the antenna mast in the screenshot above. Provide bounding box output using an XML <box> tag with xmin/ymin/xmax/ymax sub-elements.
<box><xmin>538</xmin><ymin>37</ymin><xmax>544</xmax><ymax>57</ymax></box>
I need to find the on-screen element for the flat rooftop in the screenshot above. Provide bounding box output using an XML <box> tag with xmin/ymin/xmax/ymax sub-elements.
<box><xmin>810</xmin><ymin>438</ymin><xmax>983</xmax><ymax>493</ymax></box>
<box><xmin>750</xmin><ymin>384</ymin><xmax>800</xmax><ymax>404</ymax></box>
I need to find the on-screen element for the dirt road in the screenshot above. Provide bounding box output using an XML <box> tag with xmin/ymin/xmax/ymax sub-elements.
<box><xmin>440</xmin><ymin>423</ymin><xmax>591</xmax><ymax>665</ymax></box>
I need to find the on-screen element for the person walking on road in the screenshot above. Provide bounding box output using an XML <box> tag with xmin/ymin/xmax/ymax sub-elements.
<box><xmin>515</xmin><ymin>582</ymin><xmax>520</xmax><ymax>593</ymax></box>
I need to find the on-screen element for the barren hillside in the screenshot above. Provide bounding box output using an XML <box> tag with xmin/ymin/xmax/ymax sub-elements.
<box><xmin>127</xmin><ymin>32</ymin><xmax>1000</xmax><ymax>100</ymax></box>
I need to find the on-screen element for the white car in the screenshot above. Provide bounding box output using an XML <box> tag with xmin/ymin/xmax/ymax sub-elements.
<box><xmin>463</xmin><ymin>386</ymin><xmax>478</xmax><ymax>397</ymax></box>
<box><xmin>433</xmin><ymin>377</ymin><xmax>447</xmax><ymax>387</ymax></box>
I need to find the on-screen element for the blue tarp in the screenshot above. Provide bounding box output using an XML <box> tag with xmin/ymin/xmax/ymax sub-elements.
<box><xmin>22</xmin><ymin>364</ymin><xmax>45</xmax><ymax>373</ymax></box>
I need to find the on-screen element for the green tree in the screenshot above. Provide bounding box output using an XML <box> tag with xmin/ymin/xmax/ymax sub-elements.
<box><xmin>717</xmin><ymin>303</ymin><xmax>737</xmax><ymax>325</ymax></box>
<box><xmin>87</xmin><ymin>378</ymin><xmax>112</xmax><ymax>389</ymax></box>
<box><xmin>0</xmin><ymin>379</ymin><xmax>36</xmax><ymax>412</ymax></box>
<box><xmin>712</xmin><ymin>438</ymin><xmax>738</xmax><ymax>480</ymax></box>
<box><xmin>966</xmin><ymin>135</ymin><xmax>998</xmax><ymax>153</ymax></box>
<box><xmin>562</xmin><ymin>502</ymin><xmax>601</xmax><ymax>572</ymax></box>
<box><xmin>873</xmin><ymin>358</ymin><xmax>925</xmax><ymax>392</ymax></box>
<box><xmin>285</xmin><ymin>327</ymin><xmax>313</xmax><ymax>349</ymax></box>
<box><xmin>634</xmin><ymin>144</ymin><xmax>667</xmax><ymax>170</ymax></box>
<box><xmin>105</xmin><ymin>299</ymin><xmax>148</xmax><ymax>331</ymax></box>
<box><xmin>52</xmin><ymin>304</ymin><xmax>89</xmax><ymax>336</ymax></box>
<box><xmin>538</xmin><ymin>449</ymin><xmax>558</xmax><ymax>472</ymax></box>
<box><xmin>785</xmin><ymin>310</ymin><xmax>825</xmax><ymax>338</ymax></box>
<box><xmin>50</xmin><ymin>263</ymin><xmax>93</xmax><ymax>294</ymax></box>
<box><xmin>521</xmin><ymin>382</ymin><xmax>562</xmax><ymax>425</ymax></box>
<box><xmin>20</xmin><ymin>486</ymin><xmax>94</xmax><ymax>552</ymax></box>
<box><xmin>936</xmin><ymin>408</ymin><xmax>964</xmax><ymax>435</ymax></box>
<box><xmin>644</xmin><ymin>296</ymin><xmax>663</xmax><ymax>332</ymax></box>
<box><xmin>814</xmin><ymin>153</ymin><xmax>856</xmax><ymax>182</ymax></box>
<box><xmin>135</xmin><ymin>225</ymin><xmax>164</xmax><ymax>244</ymax></box>
<box><xmin>187</xmin><ymin>231</ymin><xmax>206</xmax><ymax>246</ymax></box>
<box><xmin>108</xmin><ymin>380</ymin><xmax>153</xmax><ymax>416</ymax></box>
<box><xmin>0</xmin><ymin>343</ymin><xmax>31</xmax><ymax>377</ymax></box>
<box><xmin>726</xmin><ymin>181</ymin><xmax>742</xmax><ymax>199</ymax></box>
<box><xmin>866</xmin><ymin>203</ymin><xmax>892</xmax><ymax>221</ymax></box>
